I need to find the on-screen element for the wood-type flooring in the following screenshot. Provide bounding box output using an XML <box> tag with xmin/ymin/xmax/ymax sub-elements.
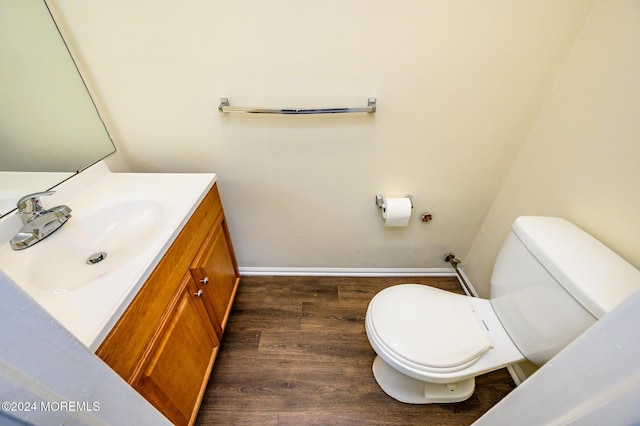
<box><xmin>196</xmin><ymin>276</ymin><xmax>516</xmax><ymax>425</ymax></box>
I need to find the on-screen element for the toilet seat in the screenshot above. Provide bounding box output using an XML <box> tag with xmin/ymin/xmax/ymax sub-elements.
<box><xmin>367</xmin><ymin>285</ymin><xmax>493</xmax><ymax>373</ymax></box>
<box><xmin>365</xmin><ymin>284</ymin><xmax>526</xmax><ymax>403</ymax></box>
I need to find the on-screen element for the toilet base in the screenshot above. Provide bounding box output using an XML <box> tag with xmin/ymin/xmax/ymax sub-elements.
<box><xmin>372</xmin><ymin>356</ymin><xmax>475</xmax><ymax>404</ymax></box>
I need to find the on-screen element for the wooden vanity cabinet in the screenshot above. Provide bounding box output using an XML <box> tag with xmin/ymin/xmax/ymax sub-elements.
<box><xmin>190</xmin><ymin>217</ymin><xmax>238</xmax><ymax>338</ymax></box>
<box><xmin>96</xmin><ymin>183</ymin><xmax>239</xmax><ymax>426</ymax></box>
<box><xmin>132</xmin><ymin>275</ymin><xmax>219</xmax><ymax>426</ymax></box>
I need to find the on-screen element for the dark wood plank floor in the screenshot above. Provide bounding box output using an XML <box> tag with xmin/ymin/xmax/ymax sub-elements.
<box><xmin>196</xmin><ymin>276</ymin><xmax>515</xmax><ymax>425</ymax></box>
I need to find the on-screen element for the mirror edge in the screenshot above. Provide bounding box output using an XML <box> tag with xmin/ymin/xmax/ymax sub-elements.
<box><xmin>44</xmin><ymin>0</ymin><xmax>118</xmax><ymax>163</ymax></box>
<box><xmin>0</xmin><ymin>1</ymin><xmax>119</xmax><ymax>219</ymax></box>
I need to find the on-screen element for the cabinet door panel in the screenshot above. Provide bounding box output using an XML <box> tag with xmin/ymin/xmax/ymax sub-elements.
<box><xmin>133</xmin><ymin>276</ymin><xmax>218</xmax><ymax>426</ymax></box>
<box><xmin>191</xmin><ymin>218</ymin><xmax>239</xmax><ymax>336</ymax></box>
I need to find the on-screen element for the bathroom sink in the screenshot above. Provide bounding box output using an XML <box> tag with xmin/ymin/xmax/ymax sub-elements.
<box><xmin>0</xmin><ymin>161</ymin><xmax>216</xmax><ymax>350</ymax></box>
<box><xmin>22</xmin><ymin>199</ymin><xmax>164</xmax><ymax>293</ymax></box>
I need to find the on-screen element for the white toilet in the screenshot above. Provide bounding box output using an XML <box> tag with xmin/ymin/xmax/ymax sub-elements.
<box><xmin>365</xmin><ymin>216</ymin><xmax>640</xmax><ymax>404</ymax></box>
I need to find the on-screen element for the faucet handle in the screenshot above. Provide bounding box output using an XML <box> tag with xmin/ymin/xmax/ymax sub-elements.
<box><xmin>16</xmin><ymin>191</ymin><xmax>55</xmax><ymax>215</ymax></box>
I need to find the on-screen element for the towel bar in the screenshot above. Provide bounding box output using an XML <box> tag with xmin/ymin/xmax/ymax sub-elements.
<box><xmin>218</xmin><ymin>97</ymin><xmax>376</xmax><ymax>115</ymax></box>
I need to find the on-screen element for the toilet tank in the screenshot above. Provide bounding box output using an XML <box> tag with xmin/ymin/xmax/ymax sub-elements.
<box><xmin>490</xmin><ymin>216</ymin><xmax>640</xmax><ymax>365</ymax></box>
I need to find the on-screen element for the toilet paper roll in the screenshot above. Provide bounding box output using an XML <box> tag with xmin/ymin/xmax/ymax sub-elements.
<box><xmin>382</xmin><ymin>197</ymin><xmax>412</xmax><ymax>227</ymax></box>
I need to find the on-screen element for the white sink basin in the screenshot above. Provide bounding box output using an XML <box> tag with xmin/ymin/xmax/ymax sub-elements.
<box><xmin>0</xmin><ymin>161</ymin><xmax>216</xmax><ymax>350</ymax></box>
<box><xmin>26</xmin><ymin>199</ymin><xmax>163</xmax><ymax>293</ymax></box>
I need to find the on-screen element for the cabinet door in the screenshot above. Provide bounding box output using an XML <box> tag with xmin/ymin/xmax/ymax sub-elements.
<box><xmin>133</xmin><ymin>275</ymin><xmax>219</xmax><ymax>426</ymax></box>
<box><xmin>191</xmin><ymin>218</ymin><xmax>239</xmax><ymax>337</ymax></box>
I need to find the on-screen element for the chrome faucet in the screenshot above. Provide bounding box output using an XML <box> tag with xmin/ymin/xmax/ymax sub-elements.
<box><xmin>10</xmin><ymin>191</ymin><xmax>72</xmax><ymax>250</ymax></box>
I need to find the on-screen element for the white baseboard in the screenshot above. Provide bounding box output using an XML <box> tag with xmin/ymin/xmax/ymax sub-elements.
<box><xmin>506</xmin><ymin>364</ymin><xmax>525</xmax><ymax>386</ymax></box>
<box><xmin>238</xmin><ymin>267</ymin><xmax>482</xmax><ymax>297</ymax></box>
<box><xmin>238</xmin><ymin>266</ymin><xmax>456</xmax><ymax>277</ymax></box>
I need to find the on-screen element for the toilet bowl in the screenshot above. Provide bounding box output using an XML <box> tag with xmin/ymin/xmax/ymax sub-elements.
<box><xmin>365</xmin><ymin>284</ymin><xmax>524</xmax><ymax>403</ymax></box>
<box><xmin>364</xmin><ymin>216</ymin><xmax>640</xmax><ymax>404</ymax></box>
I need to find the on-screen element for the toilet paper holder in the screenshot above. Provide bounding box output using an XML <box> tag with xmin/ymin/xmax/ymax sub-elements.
<box><xmin>375</xmin><ymin>194</ymin><xmax>413</xmax><ymax>209</ymax></box>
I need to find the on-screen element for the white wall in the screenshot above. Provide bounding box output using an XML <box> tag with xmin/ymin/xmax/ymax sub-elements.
<box><xmin>474</xmin><ymin>289</ymin><xmax>640</xmax><ymax>426</ymax></box>
<box><xmin>465</xmin><ymin>0</ymin><xmax>640</xmax><ymax>297</ymax></box>
<box><xmin>0</xmin><ymin>272</ymin><xmax>170</xmax><ymax>425</ymax></box>
<box><xmin>51</xmin><ymin>0</ymin><xmax>593</xmax><ymax>270</ymax></box>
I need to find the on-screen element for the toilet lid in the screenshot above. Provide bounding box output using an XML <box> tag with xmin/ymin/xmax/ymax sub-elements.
<box><xmin>368</xmin><ymin>284</ymin><xmax>493</xmax><ymax>369</ymax></box>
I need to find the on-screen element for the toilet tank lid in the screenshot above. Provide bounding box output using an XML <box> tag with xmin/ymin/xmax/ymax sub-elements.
<box><xmin>512</xmin><ymin>216</ymin><xmax>640</xmax><ymax>319</ymax></box>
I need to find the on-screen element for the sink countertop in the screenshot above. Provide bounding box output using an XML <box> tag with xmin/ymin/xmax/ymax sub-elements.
<box><xmin>0</xmin><ymin>161</ymin><xmax>216</xmax><ymax>351</ymax></box>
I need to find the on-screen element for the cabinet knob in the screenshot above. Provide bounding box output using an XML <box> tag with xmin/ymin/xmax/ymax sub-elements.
<box><xmin>200</xmin><ymin>277</ymin><xmax>209</xmax><ymax>285</ymax></box>
<box><xmin>194</xmin><ymin>289</ymin><xmax>203</xmax><ymax>297</ymax></box>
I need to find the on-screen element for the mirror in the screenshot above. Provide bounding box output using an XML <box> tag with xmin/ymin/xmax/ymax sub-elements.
<box><xmin>0</xmin><ymin>0</ymin><xmax>116</xmax><ymax>217</ymax></box>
